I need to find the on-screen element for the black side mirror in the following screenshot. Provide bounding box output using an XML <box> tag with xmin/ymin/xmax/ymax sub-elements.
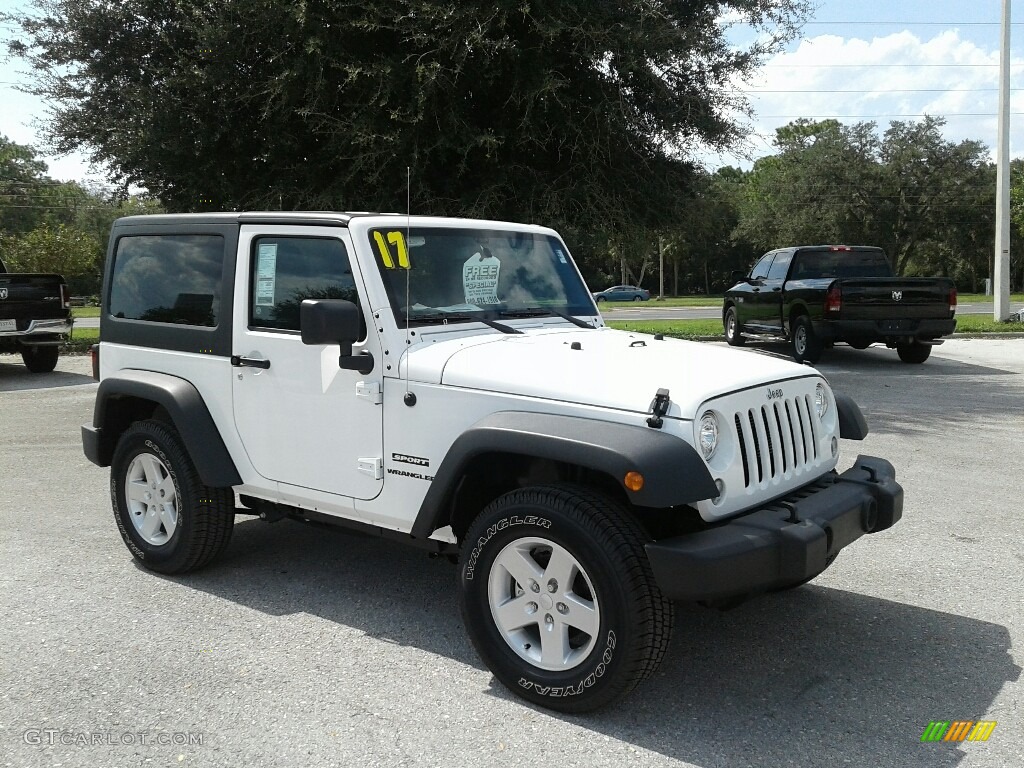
<box><xmin>731</xmin><ymin>270</ymin><xmax>748</xmax><ymax>283</ymax></box>
<box><xmin>300</xmin><ymin>299</ymin><xmax>374</xmax><ymax>374</ymax></box>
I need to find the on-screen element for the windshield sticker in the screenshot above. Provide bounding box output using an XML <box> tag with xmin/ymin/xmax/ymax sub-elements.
<box><xmin>463</xmin><ymin>251</ymin><xmax>501</xmax><ymax>305</ymax></box>
<box><xmin>555</xmin><ymin>248</ymin><xmax>567</xmax><ymax>264</ymax></box>
<box><xmin>374</xmin><ymin>230</ymin><xmax>411</xmax><ymax>269</ymax></box>
<box><xmin>255</xmin><ymin>243</ymin><xmax>278</xmax><ymax>306</ymax></box>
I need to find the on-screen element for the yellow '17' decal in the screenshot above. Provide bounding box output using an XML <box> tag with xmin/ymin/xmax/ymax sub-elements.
<box><xmin>374</xmin><ymin>231</ymin><xmax>410</xmax><ymax>269</ymax></box>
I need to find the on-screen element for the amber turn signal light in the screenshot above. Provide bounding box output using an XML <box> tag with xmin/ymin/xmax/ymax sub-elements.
<box><xmin>623</xmin><ymin>471</ymin><xmax>644</xmax><ymax>492</ymax></box>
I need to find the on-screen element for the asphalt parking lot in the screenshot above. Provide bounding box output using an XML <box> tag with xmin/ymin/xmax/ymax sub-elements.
<box><xmin>1</xmin><ymin>340</ymin><xmax>1021</xmax><ymax>768</ymax></box>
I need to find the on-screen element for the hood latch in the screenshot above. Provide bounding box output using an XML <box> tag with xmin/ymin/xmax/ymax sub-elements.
<box><xmin>647</xmin><ymin>388</ymin><xmax>671</xmax><ymax>429</ymax></box>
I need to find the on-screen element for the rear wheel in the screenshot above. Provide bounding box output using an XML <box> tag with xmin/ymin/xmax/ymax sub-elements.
<box><xmin>897</xmin><ymin>342</ymin><xmax>931</xmax><ymax>364</ymax></box>
<box><xmin>724</xmin><ymin>307</ymin><xmax>745</xmax><ymax>346</ymax></box>
<box><xmin>791</xmin><ymin>315</ymin><xmax>822</xmax><ymax>363</ymax></box>
<box><xmin>633</xmin><ymin>296</ymin><xmax>642</xmax><ymax>302</ymax></box>
<box><xmin>111</xmin><ymin>420</ymin><xmax>234</xmax><ymax>574</ymax></box>
<box><xmin>459</xmin><ymin>485</ymin><xmax>673</xmax><ymax>713</ymax></box>
<box><xmin>21</xmin><ymin>345</ymin><xmax>59</xmax><ymax>373</ymax></box>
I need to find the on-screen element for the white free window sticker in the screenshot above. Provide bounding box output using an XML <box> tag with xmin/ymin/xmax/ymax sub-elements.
<box><xmin>255</xmin><ymin>243</ymin><xmax>278</xmax><ymax>307</ymax></box>
<box><xmin>462</xmin><ymin>251</ymin><xmax>501</xmax><ymax>305</ymax></box>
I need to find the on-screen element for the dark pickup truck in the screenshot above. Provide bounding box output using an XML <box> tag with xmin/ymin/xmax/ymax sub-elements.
<box><xmin>723</xmin><ymin>246</ymin><xmax>957</xmax><ymax>364</ymax></box>
<box><xmin>0</xmin><ymin>258</ymin><xmax>72</xmax><ymax>372</ymax></box>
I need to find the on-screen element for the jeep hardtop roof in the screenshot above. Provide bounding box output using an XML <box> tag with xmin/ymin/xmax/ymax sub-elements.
<box><xmin>111</xmin><ymin>212</ymin><xmax>556</xmax><ymax>232</ymax></box>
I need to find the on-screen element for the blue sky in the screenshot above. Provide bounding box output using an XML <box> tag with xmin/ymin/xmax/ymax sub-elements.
<box><xmin>1</xmin><ymin>0</ymin><xmax>1022</xmax><ymax>182</ymax></box>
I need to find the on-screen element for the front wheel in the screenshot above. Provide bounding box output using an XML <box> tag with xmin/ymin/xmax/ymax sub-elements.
<box><xmin>458</xmin><ymin>485</ymin><xmax>673</xmax><ymax>713</ymax></box>
<box><xmin>791</xmin><ymin>315</ymin><xmax>823</xmax><ymax>363</ymax></box>
<box><xmin>111</xmin><ymin>420</ymin><xmax>234</xmax><ymax>574</ymax></box>
<box><xmin>21</xmin><ymin>345</ymin><xmax>59</xmax><ymax>373</ymax></box>
<box><xmin>724</xmin><ymin>307</ymin><xmax>745</xmax><ymax>346</ymax></box>
<box><xmin>897</xmin><ymin>342</ymin><xmax>932</xmax><ymax>364</ymax></box>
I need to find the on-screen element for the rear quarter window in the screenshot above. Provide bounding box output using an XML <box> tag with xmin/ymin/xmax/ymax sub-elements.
<box><xmin>109</xmin><ymin>235</ymin><xmax>224</xmax><ymax>326</ymax></box>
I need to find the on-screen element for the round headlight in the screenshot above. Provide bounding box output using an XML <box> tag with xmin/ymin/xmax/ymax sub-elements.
<box><xmin>815</xmin><ymin>383</ymin><xmax>829</xmax><ymax>418</ymax></box>
<box><xmin>699</xmin><ymin>411</ymin><xmax>719</xmax><ymax>460</ymax></box>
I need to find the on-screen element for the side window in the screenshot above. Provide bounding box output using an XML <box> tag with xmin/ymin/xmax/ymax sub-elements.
<box><xmin>109</xmin><ymin>235</ymin><xmax>223</xmax><ymax>326</ymax></box>
<box><xmin>750</xmin><ymin>253</ymin><xmax>775</xmax><ymax>280</ymax></box>
<box><xmin>767</xmin><ymin>251</ymin><xmax>793</xmax><ymax>280</ymax></box>
<box><xmin>249</xmin><ymin>236</ymin><xmax>361</xmax><ymax>335</ymax></box>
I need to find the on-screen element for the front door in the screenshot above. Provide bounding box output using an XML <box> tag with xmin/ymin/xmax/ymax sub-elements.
<box><xmin>231</xmin><ymin>225</ymin><xmax>384</xmax><ymax>500</ymax></box>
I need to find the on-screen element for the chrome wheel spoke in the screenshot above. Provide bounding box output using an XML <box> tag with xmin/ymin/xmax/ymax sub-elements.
<box><xmin>540</xmin><ymin>621</ymin><xmax>571</xmax><ymax>668</ymax></box>
<box><xmin>562</xmin><ymin>593</ymin><xmax>599</xmax><ymax>636</ymax></box>
<box><xmin>495</xmin><ymin>545</ymin><xmax>544</xmax><ymax>590</ymax></box>
<box><xmin>159</xmin><ymin>505</ymin><xmax>177</xmax><ymax>538</ymax></box>
<box><xmin>139</xmin><ymin>454</ymin><xmax>165</xmax><ymax>487</ymax></box>
<box><xmin>127</xmin><ymin>480</ymin><xmax>149</xmax><ymax>506</ymax></box>
<box><xmin>493</xmin><ymin>593</ymin><xmax>537</xmax><ymax>634</ymax></box>
<box><xmin>140</xmin><ymin>508</ymin><xmax>162</xmax><ymax>540</ymax></box>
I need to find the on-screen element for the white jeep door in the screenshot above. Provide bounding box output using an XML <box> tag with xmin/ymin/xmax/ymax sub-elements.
<box><xmin>230</xmin><ymin>225</ymin><xmax>384</xmax><ymax>500</ymax></box>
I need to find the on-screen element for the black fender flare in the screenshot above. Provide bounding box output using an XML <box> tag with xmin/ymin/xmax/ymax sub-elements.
<box><xmin>835</xmin><ymin>393</ymin><xmax>869</xmax><ymax>440</ymax></box>
<box><xmin>410</xmin><ymin>411</ymin><xmax>718</xmax><ymax>539</ymax></box>
<box><xmin>82</xmin><ymin>370</ymin><xmax>242</xmax><ymax>487</ymax></box>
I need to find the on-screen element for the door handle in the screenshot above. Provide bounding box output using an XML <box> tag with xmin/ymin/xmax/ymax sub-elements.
<box><xmin>231</xmin><ymin>355</ymin><xmax>271</xmax><ymax>369</ymax></box>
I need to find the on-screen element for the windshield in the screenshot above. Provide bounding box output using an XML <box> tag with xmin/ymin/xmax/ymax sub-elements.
<box><xmin>368</xmin><ymin>227</ymin><xmax>596</xmax><ymax>327</ymax></box>
<box><xmin>791</xmin><ymin>249</ymin><xmax>894</xmax><ymax>279</ymax></box>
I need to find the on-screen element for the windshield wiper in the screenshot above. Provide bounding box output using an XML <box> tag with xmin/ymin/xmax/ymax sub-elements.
<box><xmin>498</xmin><ymin>308</ymin><xmax>595</xmax><ymax>329</ymax></box>
<box><xmin>409</xmin><ymin>312</ymin><xmax>522</xmax><ymax>334</ymax></box>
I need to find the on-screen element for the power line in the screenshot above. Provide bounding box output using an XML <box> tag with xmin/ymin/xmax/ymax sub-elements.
<box><xmin>744</xmin><ymin>88</ymin><xmax>1024</xmax><ymax>94</ymax></box>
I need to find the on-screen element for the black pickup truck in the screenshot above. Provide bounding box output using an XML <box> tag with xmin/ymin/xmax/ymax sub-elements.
<box><xmin>0</xmin><ymin>258</ymin><xmax>73</xmax><ymax>372</ymax></box>
<box><xmin>723</xmin><ymin>246</ymin><xmax>957</xmax><ymax>364</ymax></box>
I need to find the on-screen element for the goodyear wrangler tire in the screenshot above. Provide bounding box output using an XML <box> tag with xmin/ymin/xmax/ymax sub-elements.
<box><xmin>458</xmin><ymin>485</ymin><xmax>674</xmax><ymax>713</ymax></box>
<box><xmin>111</xmin><ymin>420</ymin><xmax>234</xmax><ymax>574</ymax></box>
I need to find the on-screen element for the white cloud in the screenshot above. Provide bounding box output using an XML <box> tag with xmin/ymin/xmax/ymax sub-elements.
<box><xmin>708</xmin><ymin>29</ymin><xmax>1024</xmax><ymax>168</ymax></box>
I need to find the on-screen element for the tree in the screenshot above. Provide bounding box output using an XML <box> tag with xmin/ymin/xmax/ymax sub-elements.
<box><xmin>735</xmin><ymin>117</ymin><xmax>994</xmax><ymax>278</ymax></box>
<box><xmin>0</xmin><ymin>223</ymin><xmax>99</xmax><ymax>280</ymax></box>
<box><xmin>5</xmin><ymin>0</ymin><xmax>809</xmax><ymax>240</ymax></box>
<box><xmin>735</xmin><ymin>119</ymin><xmax>882</xmax><ymax>250</ymax></box>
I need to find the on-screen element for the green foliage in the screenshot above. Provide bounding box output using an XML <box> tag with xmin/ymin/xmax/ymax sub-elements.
<box><xmin>735</xmin><ymin>117</ymin><xmax>996</xmax><ymax>282</ymax></box>
<box><xmin>1</xmin><ymin>223</ymin><xmax>99</xmax><ymax>277</ymax></box>
<box><xmin>5</xmin><ymin>0</ymin><xmax>809</xmax><ymax>241</ymax></box>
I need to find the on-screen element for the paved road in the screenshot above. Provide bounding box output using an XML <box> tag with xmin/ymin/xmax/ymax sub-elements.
<box><xmin>72</xmin><ymin>300</ymin><xmax>1022</xmax><ymax>329</ymax></box>
<box><xmin>1</xmin><ymin>343</ymin><xmax>1021</xmax><ymax>768</ymax></box>
<box><xmin>597</xmin><ymin>301</ymin><xmax>1024</xmax><ymax>322</ymax></box>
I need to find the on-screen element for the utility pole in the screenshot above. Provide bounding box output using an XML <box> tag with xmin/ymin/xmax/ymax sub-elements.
<box><xmin>994</xmin><ymin>0</ymin><xmax>1012</xmax><ymax>321</ymax></box>
<box><xmin>658</xmin><ymin>237</ymin><xmax>665</xmax><ymax>300</ymax></box>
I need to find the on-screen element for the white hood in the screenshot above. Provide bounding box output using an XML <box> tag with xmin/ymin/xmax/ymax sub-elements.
<box><xmin>400</xmin><ymin>326</ymin><xmax>817</xmax><ymax>419</ymax></box>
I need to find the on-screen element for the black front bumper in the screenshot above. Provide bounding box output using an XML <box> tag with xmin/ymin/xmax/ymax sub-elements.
<box><xmin>645</xmin><ymin>456</ymin><xmax>902</xmax><ymax>602</ymax></box>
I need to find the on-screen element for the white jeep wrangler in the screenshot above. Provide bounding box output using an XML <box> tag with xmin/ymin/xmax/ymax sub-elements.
<box><xmin>82</xmin><ymin>212</ymin><xmax>902</xmax><ymax>712</ymax></box>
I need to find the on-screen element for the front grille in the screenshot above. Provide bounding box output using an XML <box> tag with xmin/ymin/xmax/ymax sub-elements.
<box><xmin>733</xmin><ymin>396</ymin><xmax>819</xmax><ymax>488</ymax></box>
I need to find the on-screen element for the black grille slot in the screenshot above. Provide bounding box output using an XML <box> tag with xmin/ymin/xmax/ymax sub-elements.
<box><xmin>761</xmin><ymin>407</ymin><xmax>777</xmax><ymax>477</ymax></box>
<box><xmin>747</xmin><ymin>411</ymin><xmax>763</xmax><ymax>483</ymax></box>
<box><xmin>735</xmin><ymin>413</ymin><xmax>750</xmax><ymax>488</ymax></box>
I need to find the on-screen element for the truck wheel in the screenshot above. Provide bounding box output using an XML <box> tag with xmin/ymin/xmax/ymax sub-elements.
<box><xmin>21</xmin><ymin>345</ymin><xmax>59</xmax><ymax>373</ymax></box>
<box><xmin>897</xmin><ymin>342</ymin><xmax>931</xmax><ymax>364</ymax></box>
<box><xmin>791</xmin><ymin>316</ymin><xmax>822</xmax><ymax>363</ymax></box>
<box><xmin>458</xmin><ymin>485</ymin><xmax>673</xmax><ymax>713</ymax></box>
<box><xmin>724</xmin><ymin>307</ymin><xmax>745</xmax><ymax>346</ymax></box>
<box><xmin>110</xmin><ymin>420</ymin><xmax>234</xmax><ymax>574</ymax></box>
